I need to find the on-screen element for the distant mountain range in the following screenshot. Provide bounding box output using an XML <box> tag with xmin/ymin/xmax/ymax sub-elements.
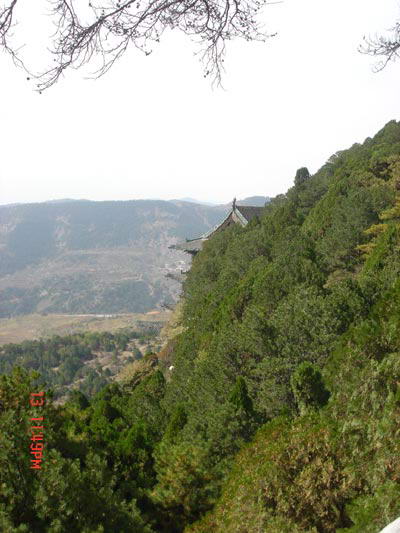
<box><xmin>0</xmin><ymin>199</ymin><xmax>231</xmax><ymax>318</ymax></box>
<box><xmin>1</xmin><ymin>196</ymin><xmax>269</xmax><ymax>208</ymax></box>
<box><xmin>44</xmin><ymin>198</ymin><xmax>91</xmax><ymax>204</ymax></box>
<box><xmin>177</xmin><ymin>196</ymin><xmax>270</xmax><ymax>207</ymax></box>
<box><xmin>0</xmin><ymin>196</ymin><xmax>269</xmax><ymax>318</ymax></box>
<box><xmin>235</xmin><ymin>196</ymin><xmax>270</xmax><ymax>207</ymax></box>
<box><xmin>175</xmin><ymin>197</ymin><xmax>218</xmax><ymax>206</ymax></box>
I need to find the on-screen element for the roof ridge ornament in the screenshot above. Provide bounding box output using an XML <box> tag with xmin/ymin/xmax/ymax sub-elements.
<box><xmin>232</xmin><ymin>197</ymin><xmax>236</xmax><ymax>209</ymax></box>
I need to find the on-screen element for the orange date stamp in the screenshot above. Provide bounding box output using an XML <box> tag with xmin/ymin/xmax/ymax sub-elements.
<box><xmin>30</xmin><ymin>392</ymin><xmax>45</xmax><ymax>470</ymax></box>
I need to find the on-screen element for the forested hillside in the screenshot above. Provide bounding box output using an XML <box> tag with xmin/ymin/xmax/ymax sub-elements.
<box><xmin>0</xmin><ymin>326</ymin><xmax>161</xmax><ymax>400</ymax></box>
<box><xmin>2</xmin><ymin>120</ymin><xmax>400</xmax><ymax>532</ymax></box>
<box><xmin>0</xmin><ymin>199</ymin><xmax>225</xmax><ymax>317</ymax></box>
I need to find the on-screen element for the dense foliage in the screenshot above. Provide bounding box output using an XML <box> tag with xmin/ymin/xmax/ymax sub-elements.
<box><xmin>2</xmin><ymin>121</ymin><xmax>400</xmax><ymax>531</ymax></box>
<box><xmin>0</xmin><ymin>328</ymin><xmax>159</xmax><ymax>399</ymax></box>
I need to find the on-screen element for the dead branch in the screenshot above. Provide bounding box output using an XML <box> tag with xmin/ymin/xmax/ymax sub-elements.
<box><xmin>360</xmin><ymin>20</ymin><xmax>400</xmax><ymax>71</ymax></box>
<box><xmin>0</xmin><ymin>0</ymin><xmax>276</xmax><ymax>91</ymax></box>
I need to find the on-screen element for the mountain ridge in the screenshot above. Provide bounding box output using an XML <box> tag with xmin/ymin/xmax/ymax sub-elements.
<box><xmin>0</xmin><ymin>199</ymin><xmax>227</xmax><ymax>317</ymax></box>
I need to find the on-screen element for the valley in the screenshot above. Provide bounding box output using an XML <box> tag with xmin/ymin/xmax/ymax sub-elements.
<box><xmin>0</xmin><ymin>199</ymin><xmax>226</xmax><ymax>318</ymax></box>
<box><xmin>0</xmin><ymin>309</ymin><xmax>171</xmax><ymax>345</ymax></box>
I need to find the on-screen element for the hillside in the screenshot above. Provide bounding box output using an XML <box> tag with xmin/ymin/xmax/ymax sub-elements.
<box><xmin>0</xmin><ymin>199</ymin><xmax>226</xmax><ymax>318</ymax></box>
<box><xmin>0</xmin><ymin>326</ymin><xmax>164</xmax><ymax>401</ymax></box>
<box><xmin>179</xmin><ymin>120</ymin><xmax>400</xmax><ymax>532</ymax></box>
<box><xmin>1</xmin><ymin>120</ymin><xmax>400</xmax><ymax>532</ymax></box>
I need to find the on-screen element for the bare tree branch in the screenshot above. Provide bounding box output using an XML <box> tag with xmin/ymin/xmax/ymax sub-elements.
<box><xmin>360</xmin><ymin>20</ymin><xmax>400</xmax><ymax>72</ymax></box>
<box><xmin>0</xmin><ymin>0</ymin><xmax>276</xmax><ymax>91</ymax></box>
<box><xmin>0</xmin><ymin>0</ymin><xmax>18</xmax><ymax>39</ymax></box>
<box><xmin>0</xmin><ymin>0</ymin><xmax>26</xmax><ymax>68</ymax></box>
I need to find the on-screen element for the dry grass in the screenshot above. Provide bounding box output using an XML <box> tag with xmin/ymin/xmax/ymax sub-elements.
<box><xmin>0</xmin><ymin>311</ymin><xmax>171</xmax><ymax>345</ymax></box>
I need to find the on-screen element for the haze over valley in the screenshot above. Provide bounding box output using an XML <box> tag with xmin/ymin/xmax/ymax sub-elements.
<box><xmin>0</xmin><ymin>197</ymin><xmax>267</xmax><ymax>320</ymax></box>
<box><xmin>0</xmin><ymin>199</ymin><xmax>229</xmax><ymax>318</ymax></box>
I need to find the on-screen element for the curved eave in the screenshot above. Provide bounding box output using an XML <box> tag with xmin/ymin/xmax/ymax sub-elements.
<box><xmin>169</xmin><ymin>205</ymin><xmax>258</xmax><ymax>255</ymax></box>
<box><xmin>169</xmin><ymin>237</ymin><xmax>205</xmax><ymax>253</ymax></box>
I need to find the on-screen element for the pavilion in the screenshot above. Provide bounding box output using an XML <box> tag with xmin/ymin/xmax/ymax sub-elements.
<box><xmin>170</xmin><ymin>198</ymin><xmax>265</xmax><ymax>256</ymax></box>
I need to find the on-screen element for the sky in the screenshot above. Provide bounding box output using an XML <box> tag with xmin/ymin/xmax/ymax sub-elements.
<box><xmin>0</xmin><ymin>0</ymin><xmax>400</xmax><ymax>206</ymax></box>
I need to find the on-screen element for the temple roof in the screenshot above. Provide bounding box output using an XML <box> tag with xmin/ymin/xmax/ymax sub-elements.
<box><xmin>170</xmin><ymin>199</ymin><xmax>265</xmax><ymax>255</ymax></box>
<box><xmin>235</xmin><ymin>205</ymin><xmax>264</xmax><ymax>223</ymax></box>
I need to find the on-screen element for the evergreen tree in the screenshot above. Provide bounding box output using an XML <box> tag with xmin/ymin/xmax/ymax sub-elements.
<box><xmin>294</xmin><ymin>167</ymin><xmax>310</xmax><ymax>187</ymax></box>
<box><xmin>291</xmin><ymin>361</ymin><xmax>330</xmax><ymax>415</ymax></box>
<box><xmin>229</xmin><ymin>376</ymin><xmax>254</xmax><ymax>413</ymax></box>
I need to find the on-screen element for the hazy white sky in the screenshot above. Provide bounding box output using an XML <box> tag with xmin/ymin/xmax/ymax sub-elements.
<box><xmin>1</xmin><ymin>0</ymin><xmax>399</xmax><ymax>205</ymax></box>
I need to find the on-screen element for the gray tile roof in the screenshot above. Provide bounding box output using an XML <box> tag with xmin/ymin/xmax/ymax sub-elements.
<box><xmin>236</xmin><ymin>205</ymin><xmax>264</xmax><ymax>222</ymax></box>
<box><xmin>170</xmin><ymin>202</ymin><xmax>265</xmax><ymax>255</ymax></box>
